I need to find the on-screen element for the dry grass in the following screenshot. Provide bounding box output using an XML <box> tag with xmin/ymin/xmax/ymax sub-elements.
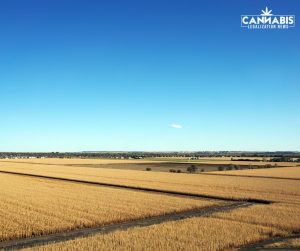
<box><xmin>211</xmin><ymin>167</ymin><xmax>300</xmax><ymax>179</ymax></box>
<box><xmin>0</xmin><ymin>173</ymin><xmax>218</xmax><ymax>241</ymax></box>
<box><xmin>1</xmin><ymin>162</ymin><xmax>300</xmax><ymax>203</ymax></box>
<box><xmin>148</xmin><ymin>156</ymin><xmax>297</xmax><ymax>167</ymax></box>
<box><xmin>211</xmin><ymin>202</ymin><xmax>300</xmax><ymax>232</ymax></box>
<box><xmin>1</xmin><ymin>157</ymin><xmax>297</xmax><ymax>167</ymax></box>
<box><xmin>198</xmin><ymin>158</ymin><xmax>297</xmax><ymax>167</ymax></box>
<box><xmin>25</xmin><ymin>216</ymin><xmax>286</xmax><ymax>251</ymax></box>
<box><xmin>1</xmin><ymin>160</ymin><xmax>299</xmax><ymax>250</ymax></box>
<box><xmin>0</xmin><ymin>158</ymin><xmax>167</xmax><ymax>165</ymax></box>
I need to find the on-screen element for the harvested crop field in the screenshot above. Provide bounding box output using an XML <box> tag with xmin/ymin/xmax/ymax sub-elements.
<box><xmin>1</xmin><ymin>157</ymin><xmax>297</xmax><ymax>167</ymax></box>
<box><xmin>0</xmin><ymin>159</ymin><xmax>282</xmax><ymax>174</ymax></box>
<box><xmin>0</xmin><ymin>173</ymin><xmax>218</xmax><ymax>242</ymax></box>
<box><xmin>211</xmin><ymin>167</ymin><xmax>300</xmax><ymax>179</ymax></box>
<box><xmin>0</xmin><ymin>162</ymin><xmax>300</xmax><ymax>203</ymax></box>
<box><xmin>1</xmin><ymin>159</ymin><xmax>299</xmax><ymax>250</ymax></box>
<box><xmin>211</xmin><ymin>202</ymin><xmax>300</xmax><ymax>232</ymax></box>
<box><xmin>23</xmin><ymin>216</ymin><xmax>286</xmax><ymax>251</ymax></box>
<box><xmin>0</xmin><ymin>158</ymin><xmax>166</xmax><ymax>165</ymax></box>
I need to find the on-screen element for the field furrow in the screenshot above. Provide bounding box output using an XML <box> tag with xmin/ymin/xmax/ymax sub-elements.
<box><xmin>22</xmin><ymin>216</ymin><xmax>286</xmax><ymax>251</ymax></box>
<box><xmin>0</xmin><ymin>162</ymin><xmax>299</xmax><ymax>203</ymax></box>
<box><xmin>0</xmin><ymin>173</ymin><xmax>218</xmax><ymax>242</ymax></box>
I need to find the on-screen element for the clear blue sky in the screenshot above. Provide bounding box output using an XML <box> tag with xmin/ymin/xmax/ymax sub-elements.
<box><xmin>0</xmin><ymin>0</ymin><xmax>299</xmax><ymax>152</ymax></box>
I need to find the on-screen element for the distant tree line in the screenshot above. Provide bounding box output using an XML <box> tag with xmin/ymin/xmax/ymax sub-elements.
<box><xmin>218</xmin><ymin>164</ymin><xmax>281</xmax><ymax>171</ymax></box>
<box><xmin>270</xmin><ymin>157</ymin><xmax>300</xmax><ymax>162</ymax></box>
<box><xmin>1</xmin><ymin>151</ymin><xmax>299</xmax><ymax>160</ymax></box>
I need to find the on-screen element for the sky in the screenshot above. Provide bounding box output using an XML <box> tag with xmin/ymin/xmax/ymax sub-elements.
<box><xmin>0</xmin><ymin>0</ymin><xmax>299</xmax><ymax>152</ymax></box>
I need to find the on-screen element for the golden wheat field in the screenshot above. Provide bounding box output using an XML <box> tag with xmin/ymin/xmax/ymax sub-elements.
<box><xmin>0</xmin><ymin>161</ymin><xmax>300</xmax><ymax>203</ymax></box>
<box><xmin>24</xmin><ymin>216</ymin><xmax>286</xmax><ymax>251</ymax></box>
<box><xmin>0</xmin><ymin>158</ymin><xmax>168</xmax><ymax>165</ymax></box>
<box><xmin>0</xmin><ymin>173</ymin><xmax>218</xmax><ymax>241</ymax></box>
<box><xmin>188</xmin><ymin>159</ymin><xmax>297</xmax><ymax>167</ymax></box>
<box><xmin>1</xmin><ymin>159</ymin><xmax>300</xmax><ymax>250</ymax></box>
<box><xmin>1</xmin><ymin>157</ymin><xmax>297</xmax><ymax>167</ymax></box>
<box><xmin>211</xmin><ymin>202</ymin><xmax>300</xmax><ymax>232</ymax></box>
<box><xmin>211</xmin><ymin>167</ymin><xmax>300</xmax><ymax>179</ymax></box>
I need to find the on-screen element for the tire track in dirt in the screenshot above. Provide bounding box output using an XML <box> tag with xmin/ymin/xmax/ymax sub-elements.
<box><xmin>239</xmin><ymin>234</ymin><xmax>300</xmax><ymax>251</ymax></box>
<box><xmin>0</xmin><ymin>201</ymin><xmax>253</xmax><ymax>250</ymax></box>
<box><xmin>0</xmin><ymin>170</ymin><xmax>271</xmax><ymax>204</ymax></box>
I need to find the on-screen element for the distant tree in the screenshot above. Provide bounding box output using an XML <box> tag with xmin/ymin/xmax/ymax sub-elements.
<box><xmin>218</xmin><ymin>166</ymin><xmax>224</xmax><ymax>171</ymax></box>
<box><xmin>234</xmin><ymin>165</ymin><xmax>240</xmax><ymax>170</ymax></box>
<box><xmin>146</xmin><ymin>167</ymin><xmax>151</xmax><ymax>171</ymax></box>
<box><xmin>226</xmin><ymin>165</ymin><xmax>233</xmax><ymax>171</ymax></box>
<box><xmin>176</xmin><ymin>169</ymin><xmax>181</xmax><ymax>173</ymax></box>
<box><xmin>169</xmin><ymin>169</ymin><xmax>176</xmax><ymax>173</ymax></box>
<box><xmin>187</xmin><ymin>165</ymin><xmax>198</xmax><ymax>173</ymax></box>
<box><xmin>201</xmin><ymin>168</ymin><xmax>205</xmax><ymax>172</ymax></box>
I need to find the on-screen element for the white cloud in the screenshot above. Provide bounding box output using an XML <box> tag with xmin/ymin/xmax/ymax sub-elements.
<box><xmin>171</xmin><ymin>124</ymin><xmax>183</xmax><ymax>129</ymax></box>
